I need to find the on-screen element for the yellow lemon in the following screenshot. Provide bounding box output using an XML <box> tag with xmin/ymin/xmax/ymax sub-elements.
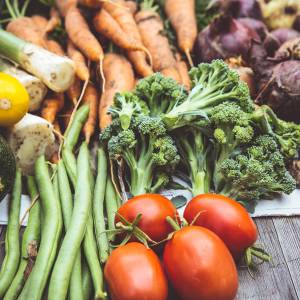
<box><xmin>0</xmin><ymin>72</ymin><xmax>29</xmax><ymax>127</ymax></box>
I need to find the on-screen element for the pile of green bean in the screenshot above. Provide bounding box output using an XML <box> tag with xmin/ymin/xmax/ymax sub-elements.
<box><xmin>0</xmin><ymin>105</ymin><xmax>121</xmax><ymax>300</ymax></box>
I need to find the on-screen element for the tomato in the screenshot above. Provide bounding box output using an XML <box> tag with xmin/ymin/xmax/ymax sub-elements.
<box><xmin>116</xmin><ymin>194</ymin><xmax>178</xmax><ymax>243</ymax></box>
<box><xmin>0</xmin><ymin>72</ymin><xmax>29</xmax><ymax>126</ymax></box>
<box><xmin>104</xmin><ymin>242</ymin><xmax>168</xmax><ymax>300</ymax></box>
<box><xmin>183</xmin><ymin>193</ymin><xmax>257</xmax><ymax>259</ymax></box>
<box><xmin>163</xmin><ymin>226</ymin><xmax>238</xmax><ymax>300</ymax></box>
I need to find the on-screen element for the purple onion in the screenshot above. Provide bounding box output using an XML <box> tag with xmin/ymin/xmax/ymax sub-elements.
<box><xmin>271</xmin><ymin>28</ymin><xmax>300</xmax><ymax>45</ymax></box>
<box><xmin>195</xmin><ymin>15</ymin><xmax>259</xmax><ymax>63</ymax></box>
<box><xmin>239</xmin><ymin>18</ymin><xmax>268</xmax><ymax>40</ymax></box>
<box><xmin>219</xmin><ymin>0</ymin><xmax>263</xmax><ymax>20</ymax></box>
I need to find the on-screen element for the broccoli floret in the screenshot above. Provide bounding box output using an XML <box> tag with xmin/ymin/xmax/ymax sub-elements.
<box><xmin>99</xmin><ymin>118</ymin><xmax>122</xmax><ymax>142</ymax></box>
<box><xmin>251</xmin><ymin>105</ymin><xmax>300</xmax><ymax>161</ymax></box>
<box><xmin>173</xmin><ymin>126</ymin><xmax>213</xmax><ymax>196</ymax></box>
<box><xmin>163</xmin><ymin>60</ymin><xmax>254</xmax><ymax>130</ymax></box>
<box><xmin>106</xmin><ymin>116</ymin><xmax>179</xmax><ymax>196</ymax></box>
<box><xmin>109</xmin><ymin>92</ymin><xmax>150</xmax><ymax>130</ymax></box>
<box><xmin>207</xmin><ymin>102</ymin><xmax>255</xmax><ymax>190</ymax></box>
<box><xmin>135</xmin><ymin>73</ymin><xmax>188</xmax><ymax>117</ymax></box>
<box><xmin>219</xmin><ymin>135</ymin><xmax>296</xmax><ymax>202</ymax></box>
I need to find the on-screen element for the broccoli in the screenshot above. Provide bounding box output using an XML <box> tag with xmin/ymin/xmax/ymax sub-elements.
<box><xmin>134</xmin><ymin>73</ymin><xmax>188</xmax><ymax>116</ymax></box>
<box><xmin>105</xmin><ymin>115</ymin><xmax>180</xmax><ymax>196</ymax></box>
<box><xmin>108</xmin><ymin>92</ymin><xmax>150</xmax><ymax>130</ymax></box>
<box><xmin>163</xmin><ymin>60</ymin><xmax>255</xmax><ymax>130</ymax></box>
<box><xmin>219</xmin><ymin>135</ymin><xmax>296</xmax><ymax>203</ymax></box>
<box><xmin>208</xmin><ymin>102</ymin><xmax>255</xmax><ymax>190</ymax></box>
<box><xmin>251</xmin><ymin>105</ymin><xmax>300</xmax><ymax>161</ymax></box>
<box><xmin>173</xmin><ymin>126</ymin><xmax>213</xmax><ymax>196</ymax></box>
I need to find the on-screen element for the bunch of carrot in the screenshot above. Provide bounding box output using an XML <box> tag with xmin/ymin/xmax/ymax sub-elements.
<box><xmin>2</xmin><ymin>0</ymin><xmax>197</xmax><ymax>153</ymax></box>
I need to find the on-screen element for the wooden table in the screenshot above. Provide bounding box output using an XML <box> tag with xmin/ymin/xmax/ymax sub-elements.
<box><xmin>1</xmin><ymin>217</ymin><xmax>300</xmax><ymax>299</ymax></box>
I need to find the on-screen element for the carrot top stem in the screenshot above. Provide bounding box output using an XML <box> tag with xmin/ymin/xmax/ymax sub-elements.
<box><xmin>5</xmin><ymin>0</ymin><xmax>30</xmax><ymax>19</ymax></box>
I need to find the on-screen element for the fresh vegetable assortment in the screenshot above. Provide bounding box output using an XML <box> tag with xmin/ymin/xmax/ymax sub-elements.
<box><xmin>0</xmin><ymin>0</ymin><xmax>300</xmax><ymax>299</ymax></box>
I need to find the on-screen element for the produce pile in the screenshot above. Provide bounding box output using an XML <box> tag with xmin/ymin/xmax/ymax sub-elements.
<box><xmin>0</xmin><ymin>0</ymin><xmax>300</xmax><ymax>299</ymax></box>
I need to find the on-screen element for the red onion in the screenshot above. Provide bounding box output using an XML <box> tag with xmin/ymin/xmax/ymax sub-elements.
<box><xmin>271</xmin><ymin>28</ymin><xmax>300</xmax><ymax>45</ymax></box>
<box><xmin>218</xmin><ymin>0</ymin><xmax>263</xmax><ymax>20</ymax></box>
<box><xmin>238</xmin><ymin>18</ymin><xmax>268</xmax><ymax>40</ymax></box>
<box><xmin>195</xmin><ymin>15</ymin><xmax>259</xmax><ymax>63</ymax></box>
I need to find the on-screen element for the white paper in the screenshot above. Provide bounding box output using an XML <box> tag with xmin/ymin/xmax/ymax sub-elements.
<box><xmin>1</xmin><ymin>189</ymin><xmax>300</xmax><ymax>226</ymax></box>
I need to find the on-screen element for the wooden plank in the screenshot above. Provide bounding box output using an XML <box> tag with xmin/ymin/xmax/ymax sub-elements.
<box><xmin>273</xmin><ymin>217</ymin><xmax>300</xmax><ymax>298</ymax></box>
<box><xmin>237</xmin><ymin>218</ymin><xmax>298</xmax><ymax>300</ymax></box>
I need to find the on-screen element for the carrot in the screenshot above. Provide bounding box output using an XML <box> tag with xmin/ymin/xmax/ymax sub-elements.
<box><xmin>161</xmin><ymin>66</ymin><xmax>182</xmax><ymax>83</ymax></box>
<box><xmin>41</xmin><ymin>93</ymin><xmax>65</xmax><ymax>124</ymax></box>
<box><xmin>67</xmin><ymin>40</ymin><xmax>90</xmax><ymax>81</ymax></box>
<box><xmin>46</xmin><ymin>40</ymin><xmax>65</xmax><ymax>56</ymax></box>
<box><xmin>45</xmin><ymin>8</ymin><xmax>61</xmax><ymax>34</ymax></box>
<box><xmin>99</xmin><ymin>53</ymin><xmax>135</xmax><ymax>130</ymax></box>
<box><xmin>65</xmin><ymin>7</ymin><xmax>104</xmax><ymax>62</ymax></box>
<box><xmin>93</xmin><ymin>9</ymin><xmax>150</xmax><ymax>55</ymax></box>
<box><xmin>78</xmin><ymin>0</ymin><xmax>102</xmax><ymax>7</ymax></box>
<box><xmin>6</xmin><ymin>17</ymin><xmax>46</xmax><ymax>47</ymax></box>
<box><xmin>135</xmin><ymin>8</ymin><xmax>178</xmax><ymax>74</ymax></box>
<box><xmin>127</xmin><ymin>51</ymin><xmax>153</xmax><ymax>77</ymax></box>
<box><xmin>82</xmin><ymin>83</ymin><xmax>98</xmax><ymax>143</ymax></box>
<box><xmin>164</xmin><ymin>0</ymin><xmax>197</xmax><ymax>66</ymax></box>
<box><xmin>175</xmin><ymin>54</ymin><xmax>191</xmax><ymax>90</ymax></box>
<box><xmin>55</xmin><ymin>0</ymin><xmax>77</xmax><ymax>17</ymax></box>
<box><xmin>67</xmin><ymin>77</ymin><xmax>82</xmax><ymax>105</ymax></box>
<box><xmin>31</xmin><ymin>15</ymin><xmax>48</xmax><ymax>30</ymax></box>
<box><xmin>125</xmin><ymin>1</ymin><xmax>137</xmax><ymax>14</ymax></box>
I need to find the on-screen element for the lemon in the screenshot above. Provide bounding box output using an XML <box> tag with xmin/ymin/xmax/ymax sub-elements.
<box><xmin>0</xmin><ymin>72</ymin><xmax>29</xmax><ymax>127</ymax></box>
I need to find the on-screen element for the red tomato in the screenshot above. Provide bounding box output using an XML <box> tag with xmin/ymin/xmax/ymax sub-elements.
<box><xmin>163</xmin><ymin>226</ymin><xmax>238</xmax><ymax>300</ymax></box>
<box><xmin>116</xmin><ymin>194</ymin><xmax>178</xmax><ymax>242</ymax></box>
<box><xmin>104</xmin><ymin>242</ymin><xmax>168</xmax><ymax>300</ymax></box>
<box><xmin>183</xmin><ymin>193</ymin><xmax>258</xmax><ymax>259</ymax></box>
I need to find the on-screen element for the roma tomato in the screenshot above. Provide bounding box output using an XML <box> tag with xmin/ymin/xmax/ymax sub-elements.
<box><xmin>116</xmin><ymin>194</ymin><xmax>178</xmax><ymax>242</ymax></box>
<box><xmin>183</xmin><ymin>193</ymin><xmax>257</xmax><ymax>259</ymax></box>
<box><xmin>104</xmin><ymin>242</ymin><xmax>168</xmax><ymax>300</ymax></box>
<box><xmin>163</xmin><ymin>226</ymin><xmax>238</xmax><ymax>300</ymax></box>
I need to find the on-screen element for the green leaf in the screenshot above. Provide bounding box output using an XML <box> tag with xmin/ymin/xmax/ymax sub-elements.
<box><xmin>171</xmin><ymin>195</ymin><xmax>187</xmax><ymax>209</ymax></box>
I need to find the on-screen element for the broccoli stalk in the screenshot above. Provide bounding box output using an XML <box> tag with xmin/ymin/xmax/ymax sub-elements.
<box><xmin>163</xmin><ymin>60</ymin><xmax>254</xmax><ymax>130</ymax></box>
<box><xmin>103</xmin><ymin>116</ymin><xmax>179</xmax><ymax>196</ymax></box>
<box><xmin>251</xmin><ymin>105</ymin><xmax>300</xmax><ymax>161</ymax></box>
<box><xmin>174</xmin><ymin>127</ymin><xmax>212</xmax><ymax>196</ymax></box>
<box><xmin>219</xmin><ymin>135</ymin><xmax>296</xmax><ymax>203</ymax></box>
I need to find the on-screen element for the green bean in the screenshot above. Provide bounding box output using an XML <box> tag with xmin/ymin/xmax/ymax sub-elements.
<box><xmin>58</xmin><ymin>161</ymin><xmax>84</xmax><ymax>300</ymax></box>
<box><xmin>64</xmin><ymin>104</ymin><xmax>90</xmax><ymax>149</ymax></box>
<box><xmin>62</xmin><ymin>105</ymin><xmax>89</xmax><ymax>187</ymax></box>
<box><xmin>82</xmin><ymin>260</ymin><xmax>94</xmax><ymax>300</ymax></box>
<box><xmin>83</xmin><ymin>217</ymin><xmax>106</xmax><ymax>300</ymax></box>
<box><xmin>3</xmin><ymin>177</ymin><xmax>41</xmax><ymax>300</ymax></box>
<box><xmin>0</xmin><ymin>169</ymin><xmax>22</xmax><ymax>297</ymax></box>
<box><xmin>93</xmin><ymin>147</ymin><xmax>109</xmax><ymax>263</ymax></box>
<box><xmin>18</xmin><ymin>156</ymin><xmax>62</xmax><ymax>300</ymax></box>
<box><xmin>105</xmin><ymin>176</ymin><xmax>120</xmax><ymax>231</ymax></box>
<box><xmin>48</xmin><ymin>143</ymin><xmax>92</xmax><ymax>300</ymax></box>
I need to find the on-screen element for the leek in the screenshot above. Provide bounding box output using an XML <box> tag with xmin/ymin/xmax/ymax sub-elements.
<box><xmin>0</xmin><ymin>29</ymin><xmax>75</xmax><ymax>92</ymax></box>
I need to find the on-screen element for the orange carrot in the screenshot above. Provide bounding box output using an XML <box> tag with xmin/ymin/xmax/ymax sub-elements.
<box><xmin>82</xmin><ymin>83</ymin><xmax>98</xmax><ymax>143</ymax></box>
<box><xmin>65</xmin><ymin>6</ymin><xmax>104</xmax><ymax>62</ymax></box>
<box><xmin>125</xmin><ymin>0</ymin><xmax>137</xmax><ymax>14</ymax></box>
<box><xmin>41</xmin><ymin>93</ymin><xmax>65</xmax><ymax>124</ymax></box>
<box><xmin>161</xmin><ymin>66</ymin><xmax>182</xmax><ymax>84</ymax></box>
<box><xmin>31</xmin><ymin>15</ymin><xmax>48</xmax><ymax>30</ymax></box>
<box><xmin>135</xmin><ymin>9</ymin><xmax>178</xmax><ymax>73</ymax></box>
<box><xmin>45</xmin><ymin>8</ymin><xmax>61</xmax><ymax>34</ymax></box>
<box><xmin>164</xmin><ymin>0</ymin><xmax>197</xmax><ymax>66</ymax></box>
<box><xmin>6</xmin><ymin>17</ymin><xmax>46</xmax><ymax>47</ymax></box>
<box><xmin>99</xmin><ymin>53</ymin><xmax>135</xmax><ymax>130</ymax></box>
<box><xmin>127</xmin><ymin>51</ymin><xmax>153</xmax><ymax>77</ymax></box>
<box><xmin>55</xmin><ymin>0</ymin><xmax>77</xmax><ymax>17</ymax></box>
<box><xmin>93</xmin><ymin>9</ymin><xmax>150</xmax><ymax>54</ymax></box>
<box><xmin>67</xmin><ymin>40</ymin><xmax>90</xmax><ymax>81</ymax></box>
<box><xmin>78</xmin><ymin>0</ymin><xmax>102</xmax><ymax>7</ymax></box>
<box><xmin>46</xmin><ymin>39</ymin><xmax>65</xmax><ymax>56</ymax></box>
<box><xmin>67</xmin><ymin>77</ymin><xmax>82</xmax><ymax>105</ymax></box>
<box><xmin>175</xmin><ymin>54</ymin><xmax>191</xmax><ymax>90</ymax></box>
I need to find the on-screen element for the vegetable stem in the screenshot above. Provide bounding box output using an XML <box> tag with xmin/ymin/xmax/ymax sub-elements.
<box><xmin>0</xmin><ymin>169</ymin><xmax>22</xmax><ymax>298</ymax></box>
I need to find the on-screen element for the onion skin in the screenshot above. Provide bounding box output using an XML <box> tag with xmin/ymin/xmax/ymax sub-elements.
<box><xmin>219</xmin><ymin>0</ymin><xmax>263</xmax><ymax>20</ymax></box>
<box><xmin>195</xmin><ymin>15</ymin><xmax>259</xmax><ymax>63</ymax></box>
<box><xmin>239</xmin><ymin>17</ymin><xmax>268</xmax><ymax>40</ymax></box>
<box><xmin>271</xmin><ymin>28</ymin><xmax>300</xmax><ymax>45</ymax></box>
